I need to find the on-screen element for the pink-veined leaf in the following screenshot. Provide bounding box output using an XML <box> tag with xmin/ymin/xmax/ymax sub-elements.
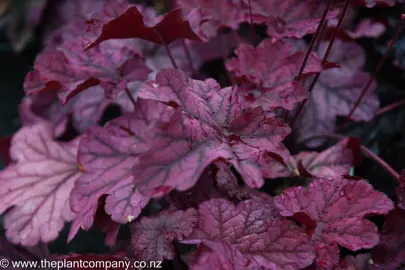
<box><xmin>225</xmin><ymin>39</ymin><xmax>322</xmax><ymax>110</ymax></box>
<box><xmin>187</xmin><ymin>198</ymin><xmax>315</xmax><ymax>269</ymax></box>
<box><xmin>24</xmin><ymin>36</ymin><xmax>151</xmax><ymax>104</ymax></box>
<box><xmin>274</xmin><ymin>177</ymin><xmax>394</xmax><ymax>268</ymax></box>
<box><xmin>134</xmin><ymin>69</ymin><xmax>290</xmax><ymax>197</ymax></box>
<box><xmin>131</xmin><ymin>208</ymin><xmax>198</xmax><ymax>261</ymax></box>
<box><xmin>69</xmin><ymin>99</ymin><xmax>170</xmax><ymax>239</ymax></box>
<box><xmin>85</xmin><ymin>5</ymin><xmax>202</xmax><ymax>50</ymax></box>
<box><xmin>187</xmin><ymin>240</ymin><xmax>264</xmax><ymax>270</ymax></box>
<box><xmin>0</xmin><ymin>123</ymin><xmax>81</xmax><ymax>246</ymax></box>
<box><xmin>262</xmin><ymin>137</ymin><xmax>361</xmax><ymax>178</ymax></box>
<box><xmin>242</xmin><ymin>0</ymin><xmax>339</xmax><ymax>39</ymax></box>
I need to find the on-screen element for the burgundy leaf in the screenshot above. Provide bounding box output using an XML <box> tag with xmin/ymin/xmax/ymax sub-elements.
<box><xmin>275</xmin><ymin>177</ymin><xmax>394</xmax><ymax>268</ymax></box>
<box><xmin>242</xmin><ymin>0</ymin><xmax>339</xmax><ymax>39</ymax></box>
<box><xmin>226</xmin><ymin>39</ymin><xmax>322</xmax><ymax>110</ymax></box>
<box><xmin>263</xmin><ymin>137</ymin><xmax>360</xmax><ymax>178</ymax></box>
<box><xmin>370</xmin><ymin>208</ymin><xmax>405</xmax><ymax>269</ymax></box>
<box><xmin>188</xmin><ymin>198</ymin><xmax>315</xmax><ymax>269</ymax></box>
<box><xmin>131</xmin><ymin>208</ymin><xmax>198</xmax><ymax>261</ymax></box>
<box><xmin>69</xmin><ymin>99</ymin><xmax>167</xmax><ymax>235</ymax></box>
<box><xmin>0</xmin><ymin>136</ymin><xmax>12</xmax><ymax>166</ymax></box>
<box><xmin>134</xmin><ymin>69</ymin><xmax>290</xmax><ymax>197</ymax></box>
<box><xmin>0</xmin><ymin>123</ymin><xmax>81</xmax><ymax>246</ymax></box>
<box><xmin>85</xmin><ymin>6</ymin><xmax>202</xmax><ymax>50</ymax></box>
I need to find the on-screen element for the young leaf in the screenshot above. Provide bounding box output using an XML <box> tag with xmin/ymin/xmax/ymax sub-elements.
<box><xmin>85</xmin><ymin>5</ymin><xmax>202</xmax><ymax>50</ymax></box>
<box><xmin>225</xmin><ymin>39</ymin><xmax>322</xmax><ymax>110</ymax></box>
<box><xmin>188</xmin><ymin>198</ymin><xmax>315</xmax><ymax>269</ymax></box>
<box><xmin>131</xmin><ymin>208</ymin><xmax>198</xmax><ymax>261</ymax></box>
<box><xmin>0</xmin><ymin>123</ymin><xmax>81</xmax><ymax>246</ymax></box>
<box><xmin>134</xmin><ymin>69</ymin><xmax>291</xmax><ymax>197</ymax></box>
<box><xmin>275</xmin><ymin>177</ymin><xmax>394</xmax><ymax>268</ymax></box>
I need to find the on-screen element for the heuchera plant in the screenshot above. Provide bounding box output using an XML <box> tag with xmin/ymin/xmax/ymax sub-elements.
<box><xmin>1</xmin><ymin>0</ymin><xmax>405</xmax><ymax>269</ymax></box>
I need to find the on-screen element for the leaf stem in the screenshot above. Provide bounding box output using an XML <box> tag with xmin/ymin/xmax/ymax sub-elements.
<box><xmin>295</xmin><ymin>0</ymin><xmax>334</xmax><ymax>79</ymax></box>
<box><xmin>248</xmin><ymin>0</ymin><xmax>257</xmax><ymax>44</ymax></box>
<box><xmin>339</xmin><ymin>15</ymin><xmax>405</xmax><ymax>130</ymax></box>
<box><xmin>124</xmin><ymin>87</ymin><xmax>137</xmax><ymax>110</ymax></box>
<box><xmin>375</xmin><ymin>98</ymin><xmax>405</xmax><ymax>116</ymax></box>
<box><xmin>302</xmin><ymin>133</ymin><xmax>400</xmax><ymax>181</ymax></box>
<box><xmin>290</xmin><ymin>0</ymin><xmax>351</xmax><ymax>128</ymax></box>
<box><xmin>164</xmin><ymin>44</ymin><xmax>179</xmax><ymax>69</ymax></box>
<box><xmin>336</xmin><ymin>98</ymin><xmax>405</xmax><ymax>132</ymax></box>
<box><xmin>182</xmin><ymin>40</ymin><xmax>196</xmax><ymax>74</ymax></box>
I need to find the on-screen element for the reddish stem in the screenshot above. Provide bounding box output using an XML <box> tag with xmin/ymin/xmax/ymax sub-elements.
<box><xmin>124</xmin><ymin>87</ymin><xmax>137</xmax><ymax>110</ymax></box>
<box><xmin>376</xmin><ymin>98</ymin><xmax>405</xmax><ymax>116</ymax></box>
<box><xmin>290</xmin><ymin>0</ymin><xmax>352</xmax><ymax>128</ymax></box>
<box><xmin>339</xmin><ymin>15</ymin><xmax>405</xmax><ymax>130</ymax></box>
<box><xmin>359</xmin><ymin>144</ymin><xmax>400</xmax><ymax>181</ymax></box>
<box><xmin>182</xmin><ymin>40</ymin><xmax>196</xmax><ymax>74</ymax></box>
<box><xmin>295</xmin><ymin>0</ymin><xmax>334</xmax><ymax>79</ymax></box>
<box><xmin>248</xmin><ymin>0</ymin><xmax>257</xmax><ymax>44</ymax></box>
<box><xmin>302</xmin><ymin>133</ymin><xmax>400</xmax><ymax>181</ymax></box>
<box><xmin>336</xmin><ymin>98</ymin><xmax>405</xmax><ymax>132</ymax></box>
<box><xmin>164</xmin><ymin>44</ymin><xmax>179</xmax><ymax>69</ymax></box>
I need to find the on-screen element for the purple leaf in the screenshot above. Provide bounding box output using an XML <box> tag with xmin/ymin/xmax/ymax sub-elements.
<box><xmin>188</xmin><ymin>198</ymin><xmax>315</xmax><ymax>269</ymax></box>
<box><xmin>24</xmin><ymin>36</ymin><xmax>150</xmax><ymax>104</ymax></box>
<box><xmin>263</xmin><ymin>137</ymin><xmax>361</xmax><ymax>178</ymax></box>
<box><xmin>69</xmin><ymin>99</ymin><xmax>169</xmax><ymax>240</ymax></box>
<box><xmin>225</xmin><ymin>39</ymin><xmax>322</xmax><ymax>110</ymax></box>
<box><xmin>131</xmin><ymin>208</ymin><xmax>198</xmax><ymax>261</ymax></box>
<box><xmin>187</xmin><ymin>240</ymin><xmax>264</xmax><ymax>270</ymax></box>
<box><xmin>242</xmin><ymin>0</ymin><xmax>338</xmax><ymax>39</ymax></box>
<box><xmin>0</xmin><ymin>123</ymin><xmax>81</xmax><ymax>246</ymax></box>
<box><xmin>134</xmin><ymin>69</ymin><xmax>290</xmax><ymax>197</ymax></box>
<box><xmin>274</xmin><ymin>177</ymin><xmax>394</xmax><ymax>268</ymax></box>
<box><xmin>177</xmin><ymin>0</ymin><xmax>247</xmax><ymax>39</ymax></box>
<box><xmin>370</xmin><ymin>208</ymin><xmax>405</xmax><ymax>269</ymax></box>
